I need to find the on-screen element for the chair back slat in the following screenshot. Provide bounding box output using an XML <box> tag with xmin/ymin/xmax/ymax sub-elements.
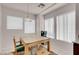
<box><xmin>13</xmin><ymin>36</ymin><xmax>22</xmax><ymax>48</ymax></box>
<box><xmin>13</xmin><ymin>36</ymin><xmax>16</xmax><ymax>48</ymax></box>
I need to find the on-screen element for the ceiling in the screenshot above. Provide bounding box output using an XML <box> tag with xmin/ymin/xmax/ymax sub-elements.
<box><xmin>1</xmin><ymin>3</ymin><xmax>67</xmax><ymax>15</ymax></box>
<box><xmin>2</xmin><ymin>3</ymin><xmax>54</xmax><ymax>15</ymax></box>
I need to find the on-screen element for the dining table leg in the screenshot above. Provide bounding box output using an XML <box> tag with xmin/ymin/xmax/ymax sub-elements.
<box><xmin>24</xmin><ymin>45</ymin><xmax>30</xmax><ymax>55</ymax></box>
<box><xmin>48</xmin><ymin>40</ymin><xmax>50</xmax><ymax>52</ymax></box>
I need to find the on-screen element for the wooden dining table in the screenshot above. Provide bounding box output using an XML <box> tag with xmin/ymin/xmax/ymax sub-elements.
<box><xmin>21</xmin><ymin>37</ymin><xmax>51</xmax><ymax>55</ymax></box>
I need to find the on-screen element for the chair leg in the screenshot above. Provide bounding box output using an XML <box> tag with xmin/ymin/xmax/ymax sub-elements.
<box><xmin>15</xmin><ymin>52</ymin><xmax>18</xmax><ymax>55</ymax></box>
<box><xmin>13</xmin><ymin>51</ymin><xmax>18</xmax><ymax>55</ymax></box>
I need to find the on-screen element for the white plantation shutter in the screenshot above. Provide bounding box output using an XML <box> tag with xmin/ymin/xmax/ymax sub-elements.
<box><xmin>45</xmin><ymin>17</ymin><xmax>55</xmax><ymax>38</ymax></box>
<box><xmin>56</xmin><ymin>11</ymin><xmax>75</xmax><ymax>42</ymax></box>
<box><xmin>24</xmin><ymin>18</ymin><xmax>35</xmax><ymax>33</ymax></box>
<box><xmin>7</xmin><ymin>16</ymin><xmax>23</xmax><ymax>29</ymax></box>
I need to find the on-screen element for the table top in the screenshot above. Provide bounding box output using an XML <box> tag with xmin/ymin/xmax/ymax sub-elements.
<box><xmin>21</xmin><ymin>37</ymin><xmax>49</xmax><ymax>44</ymax></box>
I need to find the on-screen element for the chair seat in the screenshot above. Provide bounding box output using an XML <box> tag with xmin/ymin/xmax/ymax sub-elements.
<box><xmin>16</xmin><ymin>46</ymin><xmax>24</xmax><ymax>52</ymax></box>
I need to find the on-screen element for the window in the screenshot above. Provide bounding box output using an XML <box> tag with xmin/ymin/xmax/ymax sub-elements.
<box><xmin>45</xmin><ymin>17</ymin><xmax>54</xmax><ymax>38</ymax></box>
<box><xmin>56</xmin><ymin>11</ymin><xmax>75</xmax><ymax>42</ymax></box>
<box><xmin>7</xmin><ymin>16</ymin><xmax>23</xmax><ymax>29</ymax></box>
<box><xmin>24</xmin><ymin>18</ymin><xmax>35</xmax><ymax>33</ymax></box>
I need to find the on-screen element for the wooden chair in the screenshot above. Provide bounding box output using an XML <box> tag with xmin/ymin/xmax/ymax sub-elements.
<box><xmin>13</xmin><ymin>36</ymin><xmax>24</xmax><ymax>55</ymax></box>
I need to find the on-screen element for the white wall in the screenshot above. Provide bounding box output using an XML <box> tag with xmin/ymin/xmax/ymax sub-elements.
<box><xmin>0</xmin><ymin>5</ymin><xmax>2</xmax><ymax>52</ymax></box>
<box><xmin>37</xmin><ymin>15</ymin><xmax>45</xmax><ymax>30</ymax></box>
<box><xmin>35</xmin><ymin>15</ymin><xmax>40</xmax><ymax>36</ymax></box>
<box><xmin>1</xmin><ymin>6</ymin><xmax>40</xmax><ymax>53</ymax></box>
<box><xmin>41</xmin><ymin>4</ymin><xmax>76</xmax><ymax>55</ymax></box>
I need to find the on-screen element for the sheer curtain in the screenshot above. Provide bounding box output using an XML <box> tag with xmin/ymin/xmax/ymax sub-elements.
<box><xmin>45</xmin><ymin>17</ymin><xmax>55</xmax><ymax>39</ymax></box>
<box><xmin>56</xmin><ymin>11</ymin><xmax>75</xmax><ymax>42</ymax></box>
